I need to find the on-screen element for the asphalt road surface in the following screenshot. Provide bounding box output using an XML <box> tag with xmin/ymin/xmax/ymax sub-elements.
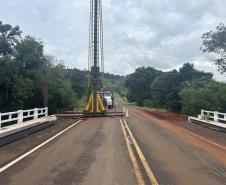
<box><xmin>0</xmin><ymin>106</ymin><xmax>226</xmax><ymax>185</ymax></box>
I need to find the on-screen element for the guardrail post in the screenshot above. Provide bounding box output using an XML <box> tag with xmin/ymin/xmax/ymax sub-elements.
<box><xmin>0</xmin><ymin>113</ymin><xmax>2</xmax><ymax>128</ymax></box>
<box><xmin>214</xmin><ymin>111</ymin><xmax>218</xmax><ymax>122</ymax></box>
<box><xmin>34</xmin><ymin>108</ymin><xmax>38</xmax><ymax>119</ymax></box>
<box><xmin>125</xmin><ymin>109</ymin><xmax>129</xmax><ymax>118</ymax></box>
<box><xmin>201</xmin><ymin>109</ymin><xmax>204</xmax><ymax>116</ymax></box>
<box><xmin>188</xmin><ymin>116</ymin><xmax>191</xmax><ymax>122</ymax></box>
<box><xmin>45</xmin><ymin>107</ymin><xmax>48</xmax><ymax>117</ymax></box>
<box><xmin>200</xmin><ymin>110</ymin><xmax>204</xmax><ymax>119</ymax></box>
<box><xmin>17</xmin><ymin>110</ymin><xmax>23</xmax><ymax>123</ymax></box>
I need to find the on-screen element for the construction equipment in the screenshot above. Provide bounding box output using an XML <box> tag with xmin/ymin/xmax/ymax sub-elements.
<box><xmin>84</xmin><ymin>0</ymin><xmax>105</xmax><ymax>116</ymax></box>
<box><xmin>84</xmin><ymin>0</ymin><xmax>125</xmax><ymax>117</ymax></box>
<box><xmin>57</xmin><ymin>0</ymin><xmax>125</xmax><ymax>118</ymax></box>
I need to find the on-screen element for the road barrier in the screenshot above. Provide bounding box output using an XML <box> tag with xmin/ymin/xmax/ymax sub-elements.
<box><xmin>188</xmin><ymin>109</ymin><xmax>226</xmax><ymax>132</ymax></box>
<box><xmin>196</xmin><ymin>110</ymin><xmax>226</xmax><ymax>124</ymax></box>
<box><xmin>0</xmin><ymin>108</ymin><xmax>48</xmax><ymax>128</ymax></box>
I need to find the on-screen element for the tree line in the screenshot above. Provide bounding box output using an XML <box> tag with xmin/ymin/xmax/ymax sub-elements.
<box><xmin>1</xmin><ymin>20</ymin><xmax>225</xmax><ymax>116</ymax></box>
<box><xmin>125</xmin><ymin>64</ymin><xmax>226</xmax><ymax>115</ymax></box>
<box><xmin>125</xmin><ymin>23</ymin><xmax>226</xmax><ymax>116</ymax></box>
<box><xmin>0</xmin><ymin>21</ymin><xmax>124</xmax><ymax>114</ymax></box>
<box><xmin>0</xmin><ymin>19</ymin><xmax>86</xmax><ymax>114</ymax></box>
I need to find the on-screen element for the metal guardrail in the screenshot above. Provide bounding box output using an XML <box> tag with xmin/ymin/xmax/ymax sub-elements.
<box><xmin>0</xmin><ymin>108</ymin><xmax>48</xmax><ymax>128</ymax></box>
<box><xmin>199</xmin><ymin>109</ymin><xmax>226</xmax><ymax>123</ymax></box>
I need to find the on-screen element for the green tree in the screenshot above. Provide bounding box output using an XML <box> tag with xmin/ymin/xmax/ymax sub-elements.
<box><xmin>125</xmin><ymin>67</ymin><xmax>160</xmax><ymax>105</ymax></box>
<box><xmin>16</xmin><ymin>36</ymin><xmax>45</xmax><ymax>70</ymax></box>
<box><xmin>11</xmin><ymin>76</ymin><xmax>34</xmax><ymax>109</ymax></box>
<box><xmin>103</xmin><ymin>73</ymin><xmax>127</xmax><ymax>98</ymax></box>
<box><xmin>179</xmin><ymin>81</ymin><xmax>226</xmax><ymax>116</ymax></box>
<box><xmin>48</xmin><ymin>79</ymin><xmax>77</xmax><ymax>114</ymax></box>
<box><xmin>150</xmin><ymin>71</ymin><xmax>181</xmax><ymax>112</ymax></box>
<box><xmin>125</xmin><ymin>63</ymin><xmax>213</xmax><ymax>112</ymax></box>
<box><xmin>15</xmin><ymin>36</ymin><xmax>52</xmax><ymax>108</ymax></box>
<box><xmin>150</xmin><ymin>64</ymin><xmax>213</xmax><ymax>112</ymax></box>
<box><xmin>0</xmin><ymin>21</ymin><xmax>84</xmax><ymax>113</ymax></box>
<box><xmin>0</xmin><ymin>57</ymin><xmax>17</xmax><ymax>111</ymax></box>
<box><xmin>201</xmin><ymin>23</ymin><xmax>226</xmax><ymax>73</ymax></box>
<box><xmin>66</xmin><ymin>68</ymin><xmax>86</xmax><ymax>99</ymax></box>
<box><xmin>0</xmin><ymin>57</ymin><xmax>35</xmax><ymax>111</ymax></box>
<box><xmin>0</xmin><ymin>21</ymin><xmax>21</xmax><ymax>57</ymax></box>
<box><xmin>179</xmin><ymin>63</ymin><xmax>212</xmax><ymax>82</ymax></box>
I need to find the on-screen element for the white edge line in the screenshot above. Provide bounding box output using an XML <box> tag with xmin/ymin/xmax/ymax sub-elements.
<box><xmin>0</xmin><ymin>120</ymin><xmax>82</xmax><ymax>173</ymax></box>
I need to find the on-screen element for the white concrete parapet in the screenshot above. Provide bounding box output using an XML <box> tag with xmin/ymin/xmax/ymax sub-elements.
<box><xmin>199</xmin><ymin>109</ymin><xmax>226</xmax><ymax>123</ymax></box>
<box><xmin>0</xmin><ymin>107</ymin><xmax>48</xmax><ymax>128</ymax></box>
<box><xmin>188</xmin><ymin>109</ymin><xmax>226</xmax><ymax>129</ymax></box>
<box><xmin>0</xmin><ymin>115</ymin><xmax>57</xmax><ymax>140</ymax></box>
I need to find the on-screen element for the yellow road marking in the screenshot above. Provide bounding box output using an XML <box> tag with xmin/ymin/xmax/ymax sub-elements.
<box><xmin>123</xmin><ymin>119</ymin><xmax>159</xmax><ymax>185</ymax></box>
<box><xmin>120</xmin><ymin>119</ymin><xmax>145</xmax><ymax>185</ymax></box>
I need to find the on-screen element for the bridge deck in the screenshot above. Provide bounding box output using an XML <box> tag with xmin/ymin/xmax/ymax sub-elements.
<box><xmin>0</xmin><ymin>106</ymin><xmax>226</xmax><ymax>185</ymax></box>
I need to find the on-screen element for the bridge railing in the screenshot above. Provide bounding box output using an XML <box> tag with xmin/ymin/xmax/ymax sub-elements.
<box><xmin>199</xmin><ymin>109</ymin><xmax>226</xmax><ymax>124</ymax></box>
<box><xmin>0</xmin><ymin>107</ymin><xmax>48</xmax><ymax>128</ymax></box>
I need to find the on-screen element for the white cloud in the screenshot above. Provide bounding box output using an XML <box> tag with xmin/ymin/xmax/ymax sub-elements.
<box><xmin>0</xmin><ymin>0</ymin><xmax>225</xmax><ymax>81</ymax></box>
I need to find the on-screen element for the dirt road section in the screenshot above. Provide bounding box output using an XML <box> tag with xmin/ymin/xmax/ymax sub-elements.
<box><xmin>139</xmin><ymin>107</ymin><xmax>188</xmax><ymax>122</ymax></box>
<box><xmin>134</xmin><ymin>107</ymin><xmax>226</xmax><ymax>147</ymax></box>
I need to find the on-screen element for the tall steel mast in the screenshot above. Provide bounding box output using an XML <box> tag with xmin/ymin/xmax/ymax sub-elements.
<box><xmin>58</xmin><ymin>0</ymin><xmax>125</xmax><ymax>118</ymax></box>
<box><xmin>86</xmin><ymin>0</ymin><xmax>105</xmax><ymax>115</ymax></box>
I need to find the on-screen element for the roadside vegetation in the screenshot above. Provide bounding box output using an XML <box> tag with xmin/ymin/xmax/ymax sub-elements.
<box><xmin>126</xmin><ymin>23</ymin><xmax>226</xmax><ymax>116</ymax></box>
<box><xmin>103</xmin><ymin>73</ymin><xmax>127</xmax><ymax>98</ymax></box>
<box><xmin>125</xmin><ymin>63</ymin><xmax>218</xmax><ymax>115</ymax></box>
<box><xmin>0</xmin><ymin>21</ymin><xmax>124</xmax><ymax>114</ymax></box>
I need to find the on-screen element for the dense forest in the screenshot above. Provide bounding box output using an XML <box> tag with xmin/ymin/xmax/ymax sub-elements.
<box><xmin>125</xmin><ymin>64</ymin><xmax>226</xmax><ymax>115</ymax></box>
<box><xmin>0</xmin><ymin>21</ymin><xmax>125</xmax><ymax>114</ymax></box>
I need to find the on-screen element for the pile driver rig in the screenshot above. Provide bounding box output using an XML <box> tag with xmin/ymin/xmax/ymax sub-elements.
<box><xmin>57</xmin><ymin>0</ymin><xmax>125</xmax><ymax>118</ymax></box>
<box><xmin>84</xmin><ymin>0</ymin><xmax>125</xmax><ymax>117</ymax></box>
<box><xmin>84</xmin><ymin>0</ymin><xmax>106</xmax><ymax>116</ymax></box>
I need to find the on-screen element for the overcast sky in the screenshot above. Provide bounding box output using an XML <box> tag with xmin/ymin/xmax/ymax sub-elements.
<box><xmin>0</xmin><ymin>0</ymin><xmax>226</xmax><ymax>81</ymax></box>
